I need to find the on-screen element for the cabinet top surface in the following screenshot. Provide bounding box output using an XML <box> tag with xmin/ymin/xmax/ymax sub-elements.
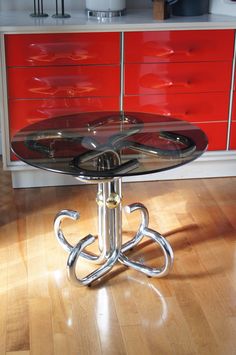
<box><xmin>11</xmin><ymin>111</ymin><xmax>208</xmax><ymax>179</ymax></box>
<box><xmin>1</xmin><ymin>9</ymin><xmax>236</xmax><ymax>33</ymax></box>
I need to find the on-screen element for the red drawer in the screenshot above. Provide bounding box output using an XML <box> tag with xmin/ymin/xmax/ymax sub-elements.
<box><xmin>125</xmin><ymin>62</ymin><xmax>232</xmax><ymax>95</ymax></box>
<box><xmin>125</xmin><ymin>30</ymin><xmax>234</xmax><ymax>63</ymax></box>
<box><xmin>124</xmin><ymin>92</ymin><xmax>229</xmax><ymax>123</ymax></box>
<box><xmin>195</xmin><ymin>122</ymin><xmax>228</xmax><ymax>151</ymax></box>
<box><xmin>7</xmin><ymin>65</ymin><xmax>120</xmax><ymax>99</ymax></box>
<box><xmin>5</xmin><ymin>32</ymin><xmax>120</xmax><ymax>66</ymax></box>
<box><xmin>231</xmin><ymin>95</ymin><xmax>236</xmax><ymax>121</ymax></box>
<box><xmin>229</xmin><ymin>121</ymin><xmax>236</xmax><ymax>149</ymax></box>
<box><xmin>9</xmin><ymin>97</ymin><xmax>120</xmax><ymax>137</ymax></box>
<box><xmin>229</xmin><ymin>97</ymin><xmax>236</xmax><ymax>148</ymax></box>
<box><xmin>9</xmin><ymin>97</ymin><xmax>120</xmax><ymax>161</ymax></box>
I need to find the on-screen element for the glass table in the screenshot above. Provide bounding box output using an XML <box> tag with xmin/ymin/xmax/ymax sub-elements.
<box><xmin>11</xmin><ymin>111</ymin><xmax>208</xmax><ymax>286</ymax></box>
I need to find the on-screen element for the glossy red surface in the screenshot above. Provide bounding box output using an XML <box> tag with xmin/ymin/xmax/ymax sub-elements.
<box><xmin>229</xmin><ymin>97</ymin><xmax>236</xmax><ymax>148</ymax></box>
<box><xmin>125</xmin><ymin>30</ymin><xmax>234</xmax><ymax>63</ymax></box>
<box><xmin>9</xmin><ymin>97</ymin><xmax>120</xmax><ymax>161</ymax></box>
<box><xmin>9</xmin><ymin>97</ymin><xmax>120</xmax><ymax>135</ymax></box>
<box><xmin>229</xmin><ymin>121</ymin><xmax>236</xmax><ymax>149</ymax></box>
<box><xmin>124</xmin><ymin>92</ymin><xmax>230</xmax><ymax>123</ymax></box>
<box><xmin>231</xmin><ymin>96</ymin><xmax>236</xmax><ymax>121</ymax></box>
<box><xmin>5</xmin><ymin>32</ymin><xmax>120</xmax><ymax>66</ymax></box>
<box><xmin>194</xmin><ymin>122</ymin><xmax>228</xmax><ymax>151</ymax></box>
<box><xmin>125</xmin><ymin>62</ymin><xmax>232</xmax><ymax>95</ymax></box>
<box><xmin>5</xmin><ymin>29</ymin><xmax>233</xmax><ymax>160</ymax></box>
<box><xmin>7</xmin><ymin>66</ymin><xmax>120</xmax><ymax>99</ymax></box>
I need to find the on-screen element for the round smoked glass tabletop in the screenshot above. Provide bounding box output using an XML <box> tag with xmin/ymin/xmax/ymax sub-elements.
<box><xmin>11</xmin><ymin>111</ymin><xmax>208</xmax><ymax>180</ymax></box>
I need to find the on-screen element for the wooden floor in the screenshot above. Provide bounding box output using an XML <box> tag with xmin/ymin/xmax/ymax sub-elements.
<box><xmin>1</xmin><ymin>161</ymin><xmax>236</xmax><ymax>355</ymax></box>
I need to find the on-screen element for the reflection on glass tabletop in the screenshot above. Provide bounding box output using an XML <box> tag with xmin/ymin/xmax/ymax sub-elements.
<box><xmin>11</xmin><ymin>111</ymin><xmax>208</xmax><ymax>179</ymax></box>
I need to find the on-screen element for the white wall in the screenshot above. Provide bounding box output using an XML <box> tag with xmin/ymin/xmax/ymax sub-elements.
<box><xmin>209</xmin><ymin>0</ymin><xmax>236</xmax><ymax>16</ymax></box>
<box><xmin>0</xmin><ymin>0</ymin><xmax>152</xmax><ymax>11</ymax></box>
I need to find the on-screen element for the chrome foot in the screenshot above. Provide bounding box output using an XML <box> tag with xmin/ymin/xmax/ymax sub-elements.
<box><xmin>67</xmin><ymin>235</ymin><xmax>119</xmax><ymax>286</ymax></box>
<box><xmin>54</xmin><ymin>209</ymin><xmax>119</xmax><ymax>286</ymax></box>
<box><xmin>119</xmin><ymin>203</ymin><xmax>174</xmax><ymax>277</ymax></box>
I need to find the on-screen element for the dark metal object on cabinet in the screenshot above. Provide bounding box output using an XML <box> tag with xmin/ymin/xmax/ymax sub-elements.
<box><xmin>30</xmin><ymin>0</ymin><xmax>48</xmax><ymax>17</ymax></box>
<box><xmin>52</xmin><ymin>0</ymin><xmax>71</xmax><ymax>18</ymax></box>
<box><xmin>172</xmin><ymin>0</ymin><xmax>209</xmax><ymax>16</ymax></box>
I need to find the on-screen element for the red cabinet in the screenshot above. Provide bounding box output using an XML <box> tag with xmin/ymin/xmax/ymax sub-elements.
<box><xmin>124</xmin><ymin>29</ymin><xmax>234</xmax><ymax>151</ymax></box>
<box><xmin>229</xmin><ymin>67</ymin><xmax>236</xmax><ymax>149</ymax></box>
<box><xmin>5</xmin><ymin>32</ymin><xmax>121</xmax><ymax>161</ymax></box>
<box><xmin>230</xmin><ymin>121</ymin><xmax>236</xmax><ymax>149</ymax></box>
<box><xmin>230</xmin><ymin>99</ymin><xmax>236</xmax><ymax>149</ymax></box>
<box><xmin>4</xmin><ymin>29</ymin><xmax>235</xmax><ymax>167</ymax></box>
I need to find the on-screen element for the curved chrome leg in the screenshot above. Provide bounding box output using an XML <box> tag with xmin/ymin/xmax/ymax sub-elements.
<box><xmin>54</xmin><ymin>178</ymin><xmax>122</xmax><ymax>286</ymax></box>
<box><xmin>54</xmin><ymin>209</ymin><xmax>104</xmax><ymax>263</ymax></box>
<box><xmin>67</xmin><ymin>235</ymin><xmax>120</xmax><ymax>286</ymax></box>
<box><xmin>54</xmin><ymin>209</ymin><xmax>79</xmax><ymax>252</ymax></box>
<box><xmin>121</xmin><ymin>203</ymin><xmax>149</xmax><ymax>253</ymax></box>
<box><xmin>119</xmin><ymin>203</ymin><xmax>174</xmax><ymax>278</ymax></box>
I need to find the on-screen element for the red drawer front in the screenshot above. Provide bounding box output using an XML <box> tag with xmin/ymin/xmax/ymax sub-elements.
<box><xmin>7</xmin><ymin>66</ymin><xmax>120</xmax><ymax>99</ymax></box>
<box><xmin>231</xmin><ymin>97</ymin><xmax>236</xmax><ymax>121</ymax></box>
<box><xmin>124</xmin><ymin>93</ymin><xmax>229</xmax><ymax>123</ymax></box>
<box><xmin>9</xmin><ymin>97</ymin><xmax>120</xmax><ymax>135</ymax></box>
<box><xmin>5</xmin><ymin>32</ymin><xmax>120</xmax><ymax>66</ymax></box>
<box><xmin>229</xmin><ymin>121</ymin><xmax>236</xmax><ymax>149</ymax></box>
<box><xmin>125</xmin><ymin>30</ymin><xmax>234</xmax><ymax>63</ymax></box>
<box><xmin>229</xmin><ymin>98</ymin><xmax>236</xmax><ymax>148</ymax></box>
<box><xmin>9</xmin><ymin>97</ymin><xmax>120</xmax><ymax>160</ymax></box>
<box><xmin>125</xmin><ymin>62</ymin><xmax>232</xmax><ymax>95</ymax></box>
<box><xmin>194</xmin><ymin>122</ymin><xmax>228</xmax><ymax>151</ymax></box>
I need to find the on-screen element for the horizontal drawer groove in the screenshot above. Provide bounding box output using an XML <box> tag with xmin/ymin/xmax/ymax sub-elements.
<box><xmin>8</xmin><ymin>95</ymin><xmax>119</xmax><ymax>101</ymax></box>
<box><xmin>7</xmin><ymin>63</ymin><xmax>120</xmax><ymax>69</ymax></box>
<box><xmin>124</xmin><ymin>60</ymin><xmax>233</xmax><ymax>65</ymax></box>
<box><xmin>124</xmin><ymin>91</ymin><xmax>230</xmax><ymax>96</ymax></box>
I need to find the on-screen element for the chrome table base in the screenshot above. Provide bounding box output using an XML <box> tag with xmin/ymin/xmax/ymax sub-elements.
<box><xmin>54</xmin><ymin>178</ymin><xmax>174</xmax><ymax>286</ymax></box>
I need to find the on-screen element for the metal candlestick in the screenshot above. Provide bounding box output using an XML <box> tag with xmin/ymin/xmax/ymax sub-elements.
<box><xmin>30</xmin><ymin>0</ymin><xmax>48</xmax><ymax>17</ymax></box>
<box><xmin>52</xmin><ymin>0</ymin><xmax>71</xmax><ymax>18</ymax></box>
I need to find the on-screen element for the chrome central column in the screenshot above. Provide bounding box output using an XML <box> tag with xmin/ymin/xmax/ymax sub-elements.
<box><xmin>97</xmin><ymin>179</ymin><xmax>122</xmax><ymax>263</ymax></box>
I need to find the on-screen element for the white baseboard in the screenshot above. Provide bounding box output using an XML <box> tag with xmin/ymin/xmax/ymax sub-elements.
<box><xmin>10</xmin><ymin>151</ymin><xmax>236</xmax><ymax>188</ymax></box>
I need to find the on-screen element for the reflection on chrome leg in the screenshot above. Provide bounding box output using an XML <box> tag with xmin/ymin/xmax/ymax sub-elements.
<box><xmin>54</xmin><ymin>209</ymin><xmax>79</xmax><ymax>252</ymax></box>
<box><xmin>54</xmin><ymin>210</ymin><xmax>120</xmax><ymax>286</ymax></box>
<box><xmin>54</xmin><ymin>209</ymin><xmax>100</xmax><ymax>263</ymax></box>
<box><xmin>67</xmin><ymin>235</ymin><xmax>120</xmax><ymax>286</ymax></box>
<box><xmin>121</xmin><ymin>203</ymin><xmax>149</xmax><ymax>253</ymax></box>
<box><xmin>119</xmin><ymin>203</ymin><xmax>174</xmax><ymax>277</ymax></box>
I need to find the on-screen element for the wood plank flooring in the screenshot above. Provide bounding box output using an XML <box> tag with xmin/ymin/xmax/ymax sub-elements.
<box><xmin>1</xmin><ymin>161</ymin><xmax>236</xmax><ymax>355</ymax></box>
